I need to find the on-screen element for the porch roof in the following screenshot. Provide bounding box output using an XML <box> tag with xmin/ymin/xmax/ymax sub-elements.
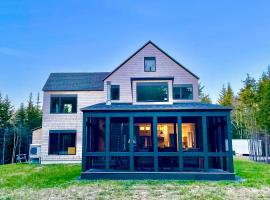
<box><xmin>81</xmin><ymin>102</ymin><xmax>232</xmax><ymax>112</ymax></box>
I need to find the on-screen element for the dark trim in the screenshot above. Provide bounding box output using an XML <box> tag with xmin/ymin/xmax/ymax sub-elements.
<box><xmin>144</xmin><ymin>57</ymin><xmax>156</xmax><ymax>72</ymax></box>
<box><xmin>50</xmin><ymin>95</ymin><xmax>78</xmax><ymax>114</ymax></box>
<box><xmin>136</xmin><ymin>82</ymin><xmax>169</xmax><ymax>103</ymax></box>
<box><xmin>103</xmin><ymin>41</ymin><xmax>199</xmax><ymax>81</ymax></box>
<box><xmin>81</xmin><ymin>171</ymin><xmax>235</xmax><ymax>180</ymax></box>
<box><xmin>48</xmin><ymin>130</ymin><xmax>77</xmax><ymax>156</ymax></box>
<box><xmin>173</xmin><ymin>84</ymin><xmax>194</xmax><ymax>100</ymax></box>
<box><xmin>110</xmin><ymin>85</ymin><xmax>120</xmax><ymax>101</ymax></box>
<box><xmin>43</xmin><ymin>89</ymin><xmax>105</xmax><ymax>92</ymax></box>
<box><xmin>32</xmin><ymin>127</ymin><xmax>42</xmax><ymax>131</ymax></box>
<box><xmin>131</xmin><ymin>77</ymin><xmax>174</xmax><ymax>81</ymax></box>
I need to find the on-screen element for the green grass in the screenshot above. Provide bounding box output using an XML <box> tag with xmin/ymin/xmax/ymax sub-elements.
<box><xmin>0</xmin><ymin>163</ymin><xmax>81</xmax><ymax>189</ymax></box>
<box><xmin>0</xmin><ymin>158</ymin><xmax>270</xmax><ymax>199</ymax></box>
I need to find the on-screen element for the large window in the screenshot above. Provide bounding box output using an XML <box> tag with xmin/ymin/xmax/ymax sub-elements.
<box><xmin>50</xmin><ymin>95</ymin><xmax>77</xmax><ymax>113</ymax></box>
<box><xmin>173</xmin><ymin>84</ymin><xmax>193</xmax><ymax>100</ymax></box>
<box><xmin>87</xmin><ymin>117</ymin><xmax>106</xmax><ymax>152</ymax></box>
<box><xmin>49</xmin><ymin>130</ymin><xmax>76</xmax><ymax>155</ymax></box>
<box><xmin>134</xmin><ymin>117</ymin><xmax>153</xmax><ymax>152</ymax></box>
<box><xmin>111</xmin><ymin>85</ymin><xmax>120</xmax><ymax>100</ymax></box>
<box><xmin>144</xmin><ymin>57</ymin><xmax>156</xmax><ymax>72</ymax></box>
<box><xmin>137</xmin><ymin>82</ymin><xmax>168</xmax><ymax>102</ymax></box>
<box><xmin>110</xmin><ymin>117</ymin><xmax>129</xmax><ymax>152</ymax></box>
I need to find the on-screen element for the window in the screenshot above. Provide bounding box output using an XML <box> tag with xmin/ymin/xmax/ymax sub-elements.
<box><xmin>137</xmin><ymin>82</ymin><xmax>168</xmax><ymax>102</ymax></box>
<box><xmin>144</xmin><ymin>57</ymin><xmax>156</xmax><ymax>72</ymax></box>
<box><xmin>50</xmin><ymin>95</ymin><xmax>77</xmax><ymax>113</ymax></box>
<box><xmin>49</xmin><ymin>131</ymin><xmax>76</xmax><ymax>155</ymax></box>
<box><xmin>173</xmin><ymin>84</ymin><xmax>193</xmax><ymax>100</ymax></box>
<box><xmin>111</xmin><ymin>85</ymin><xmax>120</xmax><ymax>100</ymax></box>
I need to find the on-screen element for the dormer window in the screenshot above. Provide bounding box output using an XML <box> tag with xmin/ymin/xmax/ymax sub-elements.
<box><xmin>144</xmin><ymin>57</ymin><xmax>156</xmax><ymax>72</ymax></box>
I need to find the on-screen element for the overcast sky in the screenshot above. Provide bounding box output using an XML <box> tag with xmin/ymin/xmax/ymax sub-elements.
<box><xmin>0</xmin><ymin>0</ymin><xmax>269</xmax><ymax>107</ymax></box>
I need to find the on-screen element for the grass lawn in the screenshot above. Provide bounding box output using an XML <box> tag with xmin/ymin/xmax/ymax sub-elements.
<box><xmin>0</xmin><ymin>158</ymin><xmax>270</xmax><ymax>199</ymax></box>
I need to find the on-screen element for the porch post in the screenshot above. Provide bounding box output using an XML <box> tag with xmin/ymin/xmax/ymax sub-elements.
<box><xmin>129</xmin><ymin>116</ymin><xmax>134</xmax><ymax>171</ymax></box>
<box><xmin>177</xmin><ymin>116</ymin><xmax>183</xmax><ymax>171</ymax></box>
<box><xmin>226</xmin><ymin>113</ymin><xmax>234</xmax><ymax>173</ymax></box>
<box><xmin>82</xmin><ymin>112</ymin><xmax>87</xmax><ymax>172</ymax></box>
<box><xmin>202</xmin><ymin>115</ymin><xmax>209</xmax><ymax>171</ymax></box>
<box><xmin>105</xmin><ymin>115</ymin><xmax>110</xmax><ymax>170</ymax></box>
<box><xmin>153</xmin><ymin>115</ymin><xmax>158</xmax><ymax>171</ymax></box>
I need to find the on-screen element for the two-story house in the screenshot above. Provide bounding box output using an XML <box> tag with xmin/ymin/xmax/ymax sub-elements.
<box><xmin>39</xmin><ymin>41</ymin><xmax>235</xmax><ymax>180</ymax></box>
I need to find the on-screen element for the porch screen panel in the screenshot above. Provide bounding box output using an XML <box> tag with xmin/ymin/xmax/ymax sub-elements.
<box><xmin>157</xmin><ymin>117</ymin><xmax>178</xmax><ymax>152</ymax></box>
<box><xmin>134</xmin><ymin>117</ymin><xmax>153</xmax><ymax>152</ymax></box>
<box><xmin>110</xmin><ymin>117</ymin><xmax>129</xmax><ymax>152</ymax></box>
<box><xmin>182</xmin><ymin>117</ymin><xmax>203</xmax><ymax>152</ymax></box>
<box><xmin>207</xmin><ymin>116</ymin><xmax>228</xmax><ymax>152</ymax></box>
<box><xmin>87</xmin><ymin>117</ymin><xmax>106</xmax><ymax>152</ymax></box>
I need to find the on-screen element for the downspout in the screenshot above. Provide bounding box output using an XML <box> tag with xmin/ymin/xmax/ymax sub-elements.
<box><xmin>106</xmin><ymin>81</ymin><xmax>111</xmax><ymax>105</ymax></box>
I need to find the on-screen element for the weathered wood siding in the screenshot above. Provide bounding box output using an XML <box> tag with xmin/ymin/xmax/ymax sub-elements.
<box><xmin>41</xmin><ymin>91</ymin><xmax>105</xmax><ymax>164</ymax></box>
<box><xmin>32</xmin><ymin>128</ymin><xmax>43</xmax><ymax>144</ymax></box>
<box><xmin>105</xmin><ymin>43</ymin><xmax>199</xmax><ymax>103</ymax></box>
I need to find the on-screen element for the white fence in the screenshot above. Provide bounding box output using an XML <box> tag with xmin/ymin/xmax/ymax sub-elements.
<box><xmin>232</xmin><ymin>139</ymin><xmax>249</xmax><ymax>155</ymax></box>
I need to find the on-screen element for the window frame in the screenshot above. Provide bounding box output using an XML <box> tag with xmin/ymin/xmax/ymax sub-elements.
<box><xmin>50</xmin><ymin>95</ymin><xmax>78</xmax><ymax>114</ymax></box>
<box><xmin>173</xmin><ymin>84</ymin><xmax>193</xmax><ymax>100</ymax></box>
<box><xmin>110</xmin><ymin>85</ymin><xmax>120</xmax><ymax>101</ymax></box>
<box><xmin>136</xmin><ymin>82</ymin><xmax>169</xmax><ymax>102</ymax></box>
<box><xmin>144</xmin><ymin>57</ymin><xmax>156</xmax><ymax>72</ymax></box>
<box><xmin>48</xmin><ymin>130</ymin><xmax>77</xmax><ymax>155</ymax></box>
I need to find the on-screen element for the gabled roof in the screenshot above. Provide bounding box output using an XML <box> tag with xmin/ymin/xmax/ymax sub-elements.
<box><xmin>103</xmin><ymin>40</ymin><xmax>199</xmax><ymax>81</ymax></box>
<box><xmin>43</xmin><ymin>72</ymin><xmax>110</xmax><ymax>91</ymax></box>
<box><xmin>81</xmin><ymin>102</ymin><xmax>231</xmax><ymax>112</ymax></box>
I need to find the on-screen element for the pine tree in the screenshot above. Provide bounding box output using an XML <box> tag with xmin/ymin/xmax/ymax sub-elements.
<box><xmin>0</xmin><ymin>95</ymin><xmax>13</xmax><ymax>164</ymax></box>
<box><xmin>198</xmin><ymin>82</ymin><xmax>212</xmax><ymax>103</ymax></box>
<box><xmin>218</xmin><ymin>83</ymin><xmax>234</xmax><ymax>106</ymax></box>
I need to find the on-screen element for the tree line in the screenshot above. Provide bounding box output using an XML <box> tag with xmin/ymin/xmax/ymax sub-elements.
<box><xmin>0</xmin><ymin>93</ymin><xmax>42</xmax><ymax>164</ymax></box>
<box><xmin>216</xmin><ymin>67</ymin><xmax>270</xmax><ymax>138</ymax></box>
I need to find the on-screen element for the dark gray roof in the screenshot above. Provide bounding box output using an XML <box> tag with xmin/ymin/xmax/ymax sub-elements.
<box><xmin>81</xmin><ymin>102</ymin><xmax>232</xmax><ymax>112</ymax></box>
<box><xmin>43</xmin><ymin>72</ymin><xmax>110</xmax><ymax>91</ymax></box>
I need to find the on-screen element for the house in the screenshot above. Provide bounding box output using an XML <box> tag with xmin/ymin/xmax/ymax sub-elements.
<box><xmin>40</xmin><ymin>41</ymin><xmax>235</xmax><ymax>180</ymax></box>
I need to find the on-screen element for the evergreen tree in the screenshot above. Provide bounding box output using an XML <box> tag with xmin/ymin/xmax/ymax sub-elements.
<box><xmin>218</xmin><ymin>83</ymin><xmax>234</xmax><ymax>106</ymax></box>
<box><xmin>0</xmin><ymin>95</ymin><xmax>13</xmax><ymax>164</ymax></box>
<box><xmin>257</xmin><ymin>69</ymin><xmax>270</xmax><ymax>132</ymax></box>
<box><xmin>198</xmin><ymin>82</ymin><xmax>212</xmax><ymax>103</ymax></box>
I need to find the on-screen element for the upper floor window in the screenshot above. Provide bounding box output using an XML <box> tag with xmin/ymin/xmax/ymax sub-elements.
<box><xmin>173</xmin><ymin>84</ymin><xmax>193</xmax><ymax>100</ymax></box>
<box><xmin>144</xmin><ymin>57</ymin><xmax>156</xmax><ymax>72</ymax></box>
<box><xmin>111</xmin><ymin>85</ymin><xmax>120</xmax><ymax>100</ymax></box>
<box><xmin>137</xmin><ymin>82</ymin><xmax>168</xmax><ymax>102</ymax></box>
<box><xmin>50</xmin><ymin>95</ymin><xmax>77</xmax><ymax>114</ymax></box>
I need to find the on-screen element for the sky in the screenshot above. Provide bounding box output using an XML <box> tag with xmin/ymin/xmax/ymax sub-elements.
<box><xmin>0</xmin><ymin>0</ymin><xmax>270</xmax><ymax>107</ymax></box>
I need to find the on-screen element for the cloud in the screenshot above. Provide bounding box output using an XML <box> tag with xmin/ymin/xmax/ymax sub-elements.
<box><xmin>0</xmin><ymin>47</ymin><xmax>30</xmax><ymax>57</ymax></box>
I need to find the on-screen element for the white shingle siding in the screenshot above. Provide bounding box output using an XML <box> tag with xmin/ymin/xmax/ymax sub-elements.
<box><xmin>40</xmin><ymin>42</ymin><xmax>199</xmax><ymax>164</ymax></box>
<box><xmin>104</xmin><ymin>43</ymin><xmax>199</xmax><ymax>103</ymax></box>
<box><xmin>41</xmin><ymin>91</ymin><xmax>105</xmax><ymax>164</ymax></box>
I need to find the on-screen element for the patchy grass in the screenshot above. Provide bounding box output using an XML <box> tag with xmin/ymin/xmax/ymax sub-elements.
<box><xmin>0</xmin><ymin>158</ymin><xmax>270</xmax><ymax>199</ymax></box>
<box><xmin>0</xmin><ymin>163</ymin><xmax>81</xmax><ymax>189</ymax></box>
